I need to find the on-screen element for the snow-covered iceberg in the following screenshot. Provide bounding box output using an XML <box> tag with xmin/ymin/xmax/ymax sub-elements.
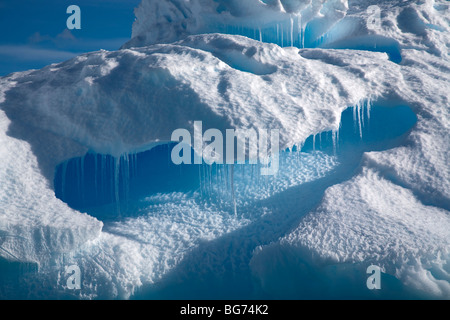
<box><xmin>0</xmin><ymin>0</ymin><xmax>449</xmax><ymax>299</ymax></box>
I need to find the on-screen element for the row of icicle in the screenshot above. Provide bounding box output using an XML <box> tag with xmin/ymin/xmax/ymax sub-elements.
<box><xmin>58</xmin><ymin>100</ymin><xmax>372</xmax><ymax>217</ymax></box>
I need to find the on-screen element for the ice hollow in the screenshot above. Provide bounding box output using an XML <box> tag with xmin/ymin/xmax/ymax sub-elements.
<box><xmin>54</xmin><ymin>102</ymin><xmax>417</xmax><ymax>222</ymax></box>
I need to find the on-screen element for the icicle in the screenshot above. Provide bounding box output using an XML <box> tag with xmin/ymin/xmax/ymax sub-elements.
<box><xmin>361</xmin><ymin>101</ymin><xmax>365</xmax><ymax>129</ymax></box>
<box><xmin>134</xmin><ymin>153</ymin><xmax>138</xmax><ymax>178</ymax></box>
<box><xmin>129</xmin><ymin>153</ymin><xmax>133</xmax><ymax>178</ymax></box>
<box><xmin>100</xmin><ymin>155</ymin><xmax>104</xmax><ymax>195</ymax></box>
<box><xmin>202</xmin><ymin>163</ymin><xmax>206</xmax><ymax>198</ymax></box>
<box><xmin>102</xmin><ymin>155</ymin><xmax>107</xmax><ymax>196</ymax></box>
<box><xmin>221</xmin><ymin>165</ymin><xmax>226</xmax><ymax>199</ymax></box>
<box><xmin>121</xmin><ymin>154</ymin><xmax>125</xmax><ymax>203</ymax></box>
<box><xmin>132</xmin><ymin>153</ymin><xmax>135</xmax><ymax>178</ymax></box>
<box><xmin>332</xmin><ymin>130</ymin><xmax>337</xmax><ymax>155</ymax></box>
<box><xmin>212</xmin><ymin>164</ymin><xmax>217</xmax><ymax>198</ymax></box>
<box><xmin>206</xmin><ymin>164</ymin><xmax>210</xmax><ymax>198</ymax></box>
<box><xmin>290</xmin><ymin>15</ymin><xmax>294</xmax><ymax>47</ymax></box>
<box><xmin>205</xmin><ymin>163</ymin><xmax>209</xmax><ymax>198</ymax></box>
<box><xmin>122</xmin><ymin>153</ymin><xmax>129</xmax><ymax>202</ymax></box>
<box><xmin>198</xmin><ymin>164</ymin><xmax>203</xmax><ymax>199</ymax></box>
<box><xmin>231</xmin><ymin>164</ymin><xmax>237</xmax><ymax>216</ymax></box>
<box><xmin>281</xmin><ymin>24</ymin><xmax>284</xmax><ymax>47</ymax></box>
<box><xmin>357</xmin><ymin>102</ymin><xmax>363</xmax><ymax>139</ymax></box>
<box><xmin>109</xmin><ymin>156</ymin><xmax>114</xmax><ymax>203</ymax></box>
<box><xmin>208</xmin><ymin>164</ymin><xmax>212</xmax><ymax>197</ymax></box>
<box><xmin>277</xmin><ymin>23</ymin><xmax>279</xmax><ymax>45</ymax></box>
<box><xmin>217</xmin><ymin>165</ymin><xmax>221</xmax><ymax>193</ymax></box>
<box><xmin>301</xmin><ymin>22</ymin><xmax>305</xmax><ymax>48</ymax></box>
<box><xmin>127</xmin><ymin>155</ymin><xmax>131</xmax><ymax>202</ymax></box>
<box><xmin>312</xmin><ymin>134</ymin><xmax>316</xmax><ymax>152</ymax></box>
<box><xmin>225</xmin><ymin>164</ymin><xmax>229</xmax><ymax>193</ymax></box>
<box><xmin>201</xmin><ymin>163</ymin><xmax>205</xmax><ymax>198</ymax></box>
<box><xmin>319</xmin><ymin>132</ymin><xmax>322</xmax><ymax>149</ymax></box>
<box><xmin>259</xmin><ymin>27</ymin><xmax>262</xmax><ymax>42</ymax></box>
<box><xmin>114</xmin><ymin>157</ymin><xmax>120</xmax><ymax>202</ymax></box>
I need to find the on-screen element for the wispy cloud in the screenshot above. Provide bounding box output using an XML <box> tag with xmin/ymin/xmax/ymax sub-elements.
<box><xmin>80</xmin><ymin>37</ymin><xmax>130</xmax><ymax>51</ymax></box>
<box><xmin>0</xmin><ymin>34</ymin><xmax>129</xmax><ymax>64</ymax></box>
<box><xmin>57</xmin><ymin>29</ymin><xmax>77</xmax><ymax>41</ymax></box>
<box><xmin>0</xmin><ymin>45</ymin><xmax>79</xmax><ymax>62</ymax></box>
<box><xmin>28</xmin><ymin>29</ymin><xmax>76</xmax><ymax>45</ymax></box>
<box><xmin>27</xmin><ymin>28</ymin><xmax>129</xmax><ymax>52</ymax></box>
<box><xmin>0</xmin><ymin>37</ymin><xmax>130</xmax><ymax>76</ymax></box>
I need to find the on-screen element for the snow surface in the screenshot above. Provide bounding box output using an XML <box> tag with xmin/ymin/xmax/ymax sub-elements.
<box><xmin>0</xmin><ymin>0</ymin><xmax>449</xmax><ymax>299</ymax></box>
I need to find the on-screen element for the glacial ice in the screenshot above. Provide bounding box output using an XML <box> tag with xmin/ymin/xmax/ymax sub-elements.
<box><xmin>0</xmin><ymin>0</ymin><xmax>449</xmax><ymax>299</ymax></box>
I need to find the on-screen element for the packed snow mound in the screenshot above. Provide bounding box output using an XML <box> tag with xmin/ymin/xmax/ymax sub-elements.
<box><xmin>252</xmin><ymin>168</ymin><xmax>450</xmax><ymax>298</ymax></box>
<box><xmin>0</xmin><ymin>107</ymin><xmax>102</xmax><ymax>268</ymax></box>
<box><xmin>1</xmin><ymin>34</ymin><xmax>396</xmax><ymax>158</ymax></box>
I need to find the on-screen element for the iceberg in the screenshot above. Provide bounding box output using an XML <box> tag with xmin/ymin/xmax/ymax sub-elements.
<box><xmin>0</xmin><ymin>0</ymin><xmax>449</xmax><ymax>299</ymax></box>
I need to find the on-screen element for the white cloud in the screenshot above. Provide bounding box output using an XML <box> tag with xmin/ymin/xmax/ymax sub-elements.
<box><xmin>29</xmin><ymin>29</ymin><xmax>77</xmax><ymax>45</ymax></box>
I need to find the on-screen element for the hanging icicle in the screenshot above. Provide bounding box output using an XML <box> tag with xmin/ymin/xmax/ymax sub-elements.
<box><xmin>277</xmin><ymin>23</ymin><xmax>279</xmax><ymax>45</ymax></box>
<box><xmin>290</xmin><ymin>15</ymin><xmax>294</xmax><ymax>47</ymax></box>
<box><xmin>301</xmin><ymin>22</ymin><xmax>306</xmax><ymax>48</ymax></box>
<box><xmin>114</xmin><ymin>156</ymin><xmax>121</xmax><ymax>216</ymax></box>
<box><xmin>358</xmin><ymin>102</ymin><xmax>363</xmax><ymax>139</ymax></box>
<box><xmin>332</xmin><ymin>130</ymin><xmax>338</xmax><ymax>155</ymax></box>
<box><xmin>312</xmin><ymin>134</ymin><xmax>316</xmax><ymax>152</ymax></box>
<box><xmin>231</xmin><ymin>164</ymin><xmax>237</xmax><ymax>216</ymax></box>
<box><xmin>366</xmin><ymin>97</ymin><xmax>372</xmax><ymax>122</ymax></box>
<box><xmin>319</xmin><ymin>131</ymin><xmax>322</xmax><ymax>149</ymax></box>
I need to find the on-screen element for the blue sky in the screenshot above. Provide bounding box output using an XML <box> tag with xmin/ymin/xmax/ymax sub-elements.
<box><xmin>0</xmin><ymin>0</ymin><xmax>141</xmax><ymax>75</ymax></box>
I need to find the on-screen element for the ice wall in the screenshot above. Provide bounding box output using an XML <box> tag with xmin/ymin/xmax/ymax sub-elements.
<box><xmin>124</xmin><ymin>0</ymin><xmax>347</xmax><ymax>48</ymax></box>
<box><xmin>124</xmin><ymin>0</ymin><xmax>449</xmax><ymax>60</ymax></box>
